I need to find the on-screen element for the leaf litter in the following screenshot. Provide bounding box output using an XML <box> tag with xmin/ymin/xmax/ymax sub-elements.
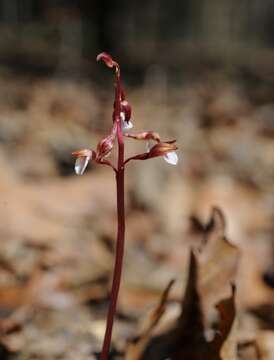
<box><xmin>0</xmin><ymin>74</ymin><xmax>273</xmax><ymax>359</ymax></box>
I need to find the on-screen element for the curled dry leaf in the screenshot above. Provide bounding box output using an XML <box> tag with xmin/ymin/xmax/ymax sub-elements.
<box><xmin>255</xmin><ymin>331</ymin><xmax>274</xmax><ymax>360</ymax></box>
<box><xmin>237</xmin><ymin>340</ymin><xmax>259</xmax><ymax>360</ymax></box>
<box><xmin>212</xmin><ymin>284</ymin><xmax>237</xmax><ymax>360</ymax></box>
<box><xmin>125</xmin><ymin>279</ymin><xmax>175</xmax><ymax>360</ymax></box>
<box><xmin>125</xmin><ymin>206</ymin><xmax>240</xmax><ymax>360</ymax></box>
<box><xmin>192</xmin><ymin>207</ymin><xmax>240</xmax><ymax>314</ymax></box>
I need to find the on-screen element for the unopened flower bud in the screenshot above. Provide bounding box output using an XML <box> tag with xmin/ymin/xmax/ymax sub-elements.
<box><xmin>124</xmin><ymin>141</ymin><xmax>178</xmax><ymax>164</ymax></box>
<box><xmin>148</xmin><ymin>142</ymin><xmax>178</xmax><ymax>158</ymax></box>
<box><xmin>96</xmin><ymin>134</ymin><xmax>115</xmax><ymax>159</ymax></box>
<box><xmin>96</xmin><ymin>52</ymin><xmax>115</xmax><ymax>68</ymax></box>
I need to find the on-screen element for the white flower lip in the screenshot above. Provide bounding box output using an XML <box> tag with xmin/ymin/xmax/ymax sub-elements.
<box><xmin>146</xmin><ymin>140</ymin><xmax>153</xmax><ymax>152</ymax></box>
<box><xmin>121</xmin><ymin>111</ymin><xmax>133</xmax><ymax>133</ymax></box>
<box><xmin>75</xmin><ymin>156</ymin><xmax>91</xmax><ymax>175</ymax></box>
<box><xmin>146</xmin><ymin>141</ymin><xmax>178</xmax><ymax>165</ymax></box>
<box><xmin>122</xmin><ymin>120</ymin><xmax>133</xmax><ymax>130</ymax></box>
<box><xmin>163</xmin><ymin>151</ymin><xmax>178</xmax><ymax>165</ymax></box>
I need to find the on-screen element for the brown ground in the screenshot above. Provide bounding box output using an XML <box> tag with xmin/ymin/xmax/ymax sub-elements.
<box><xmin>0</xmin><ymin>67</ymin><xmax>274</xmax><ymax>359</ymax></box>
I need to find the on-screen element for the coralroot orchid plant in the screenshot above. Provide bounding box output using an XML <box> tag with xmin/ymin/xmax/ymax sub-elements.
<box><xmin>72</xmin><ymin>53</ymin><xmax>178</xmax><ymax>359</ymax></box>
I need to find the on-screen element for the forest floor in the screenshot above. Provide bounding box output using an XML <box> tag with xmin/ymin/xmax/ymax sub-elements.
<box><xmin>0</xmin><ymin>66</ymin><xmax>274</xmax><ymax>359</ymax></box>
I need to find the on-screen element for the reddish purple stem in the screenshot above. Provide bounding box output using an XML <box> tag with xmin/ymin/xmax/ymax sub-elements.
<box><xmin>100</xmin><ymin>72</ymin><xmax>125</xmax><ymax>360</ymax></box>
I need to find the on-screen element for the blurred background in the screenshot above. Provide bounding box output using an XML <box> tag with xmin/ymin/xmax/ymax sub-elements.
<box><xmin>0</xmin><ymin>1</ymin><xmax>274</xmax><ymax>359</ymax></box>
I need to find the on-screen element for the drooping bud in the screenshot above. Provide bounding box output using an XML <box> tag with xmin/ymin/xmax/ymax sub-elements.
<box><xmin>96</xmin><ymin>133</ymin><xmax>115</xmax><ymax>160</ymax></box>
<box><xmin>124</xmin><ymin>141</ymin><xmax>178</xmax><ymax>164</ymax></box>
<box><xmin>148</xmin><ymin>142</ymin><xmax>178</xmax><ymax>158</ymax></box>
<box><xmin>96</xmin><ymin>52</ymin><xmax>115</xmax><ymax>68</ymax></box>
<box><xmin>96</xmin><ymin>52</ymin><xmax>120</xmax><ymax>77</ymax></box>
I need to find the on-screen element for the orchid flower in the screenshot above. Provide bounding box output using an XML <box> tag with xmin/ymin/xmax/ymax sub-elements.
<box><xmin>72</xmin><ymin>149</ymin><xmax>95</xmax><ymax>175</ymax></box>
<box><xmin>120</xmin><ymin>111</ymin><xmax>133</xmax><ymax>132</ymax></box>
<box><xmin>72</xmin><ymin>53</ymin><xmax>179</xmax><ymax>360</ymax></box>
<box><xmin>72</xmin><ymin>122</ymin><xmax>117</xmax><ymax>174</ymax></box>
<box><xmin>146</xmin><ymin>138</ymin><xmax>178</xmax><ymax>165</ymax></box>
<box><xmin>124</xmin><ymin>131</ymin><xmax>178</xmax><ymax>165</ymax></box>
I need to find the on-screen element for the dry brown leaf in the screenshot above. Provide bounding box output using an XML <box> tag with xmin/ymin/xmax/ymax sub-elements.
<box><xmin>125</xmin><ymin>252</ymin><xmax>209</xmax><ymax>360</ymax></box>
<box><xmin>125</xmin><ymin>279</ymin><xmax>175</xmax><ymax>360</ymax></box>
<box><xmin>125</xmin><ymin>205</ymin><xmax>240</xmax><ymax>360</ymax></box>
<box><xmin>212</xmin><ymin>284</ymin><xmax>237</xmax><ymax>360</ymax></box>
<box><xmin>255</xmin><ymin>331</ymin><xmax>274</xmax><ymax>360</ymax></box>
<box><xmin>238</xmin><ymin>340</ymin><xmax>259</xmax><ymax>360</ymax></box>
<box><xmin>192</xmin><ymin>207</ymin><xmax>240</xmax><ymax>314</ymax></box>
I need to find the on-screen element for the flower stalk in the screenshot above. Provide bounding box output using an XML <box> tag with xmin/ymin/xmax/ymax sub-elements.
<box><xmin>72</xmin><ymin>52</ymin><xmax>178</xmax><ymax>359</ymax></box>
<box><xmin>100</xmin><ymin>56</ymin><xmax>126</xmax><ymax>360</ymax></box>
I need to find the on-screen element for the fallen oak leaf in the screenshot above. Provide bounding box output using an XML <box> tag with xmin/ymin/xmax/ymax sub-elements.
<box><xmin>0</xmin><ymin>306</ymin><xmax>32</xmax><ymax>356</ymax></box>
<box><xmin>127</xmin><ymin>251</ymin><xmax>208</xmax><ymax>360</ymax></box>
<box><xmin>125</xmin><ymin>279</ymin><xmax>175</xmax><ymax>360</ymax></box>
<box><xmin>248</xmin><ymin>303</ymin><xmax>274</xmax><ymax>328</ymax></box>
<box><xmin>0</xmin><ymin>264</ymin><xmax>77</xmax><ymax>340</ymax></box>
<box><xmin>125</xmin><ymin>251</ymin><xmax>238</xmax><ymax>360</ymax></box>
<box><xmin>237</xmin><ymin>340</ymin><xmax>259</xmax><ymax>360</ymax></box>
<box><xmin>0</xmin><ymin>284</ymin><xmax>28</xmax><ymax>310</ymax></box>
<box><xmin>211</xmin><ymin>284</ymin><xmax>237</xmax><ymax>360</ymax></box>
<box><xmin>255</xmin><ymin>330</ymin><xmax>274</xmax><ymax>360</ymax></box>
<box><xmin>169</xmin><ymin>251</ymin><xmax>213</xmax><ymax>360</ymax></box>
<box><xmin>196</xmin><ymin>207</ymin><xmax>240</xmax><ymax>317</ymax></box>
<box><xmin>0</xmin><ymin>339</ymin><xmax>17</xmax><ymax>359</ymax></box>
<box><xmin>205</xmin><ymin>206</ymin><xmax>226</xmax><ymax>241</ymax></box>
<box><xmin>187</xmin><ymin>206</ymin><xmax>226</xmax><ymax>250</ymax></box>
<box><xmin>0</xmin><ymin>256</ymin><xmax>17</xmax><ymax>276</ymax></box>
<box><xmin>139</xmin><ymin>279</ymin><xmax>175</xmax><ymax>338</ymax></box>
